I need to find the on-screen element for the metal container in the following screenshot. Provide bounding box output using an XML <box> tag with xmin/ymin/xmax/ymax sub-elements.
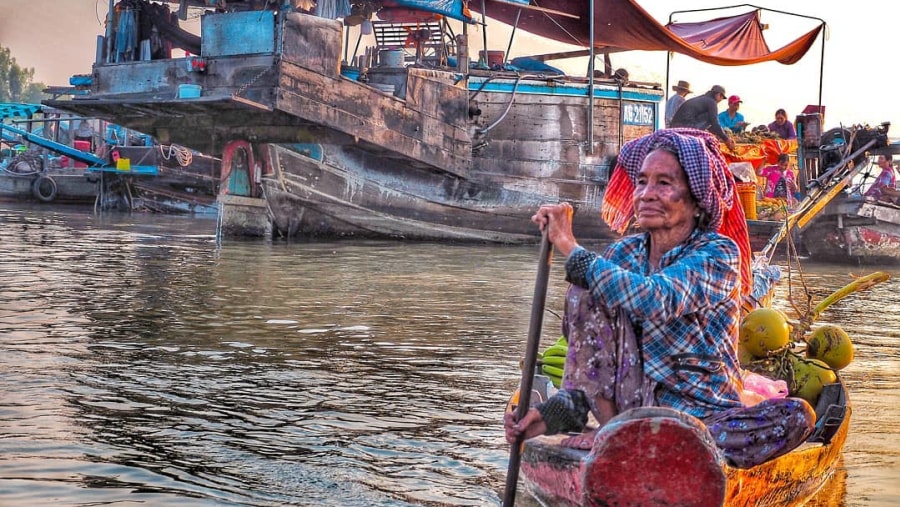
<box><xmin>379</xmin><ymin>49</ymin><xmax>405</xmax><ymax>68</ymax></box>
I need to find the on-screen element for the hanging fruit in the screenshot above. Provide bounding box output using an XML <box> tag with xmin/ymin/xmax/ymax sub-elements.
<box><xmin>739</xmin><ymin>308</ymin><xmax>791</xmax><ymax>358</ymax></box>
<box><xmin>789</xmin><ymin>356</ymin><xmax>838</xmax><ymax>406</ymax></box>
<box><xmin>805</xmin><ymin>324</ymin><xmax>854</xmax><ymax>371</ymax></box>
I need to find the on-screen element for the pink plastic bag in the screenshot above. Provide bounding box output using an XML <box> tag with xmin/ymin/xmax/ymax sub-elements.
<box><xmin>741</xmin><ymin>370</ymin><xmax>789</xmax><ymax>406</ymax></box>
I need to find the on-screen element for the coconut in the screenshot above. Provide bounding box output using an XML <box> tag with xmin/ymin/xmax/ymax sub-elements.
<box><xmin>739</xmin><ymin>308</ymin><xmax>791</xmax><ymax>357</ymax></box>
<box><xmin>806</xmin><ymin>324</ymin><xmax>854</xmax><ymax>370</ymax></box>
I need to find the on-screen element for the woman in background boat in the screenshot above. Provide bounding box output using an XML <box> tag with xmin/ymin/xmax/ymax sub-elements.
<box><xmin>767</xmin><ymin>108</ymin><xmax>797</xmax><ymax>139</ymax></box>
<box><xmin>504</xmin><ymin>129</ymin><xmax>815</xmax><ymax>468</ymax></box>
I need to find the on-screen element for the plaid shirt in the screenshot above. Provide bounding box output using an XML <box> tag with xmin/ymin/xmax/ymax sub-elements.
<box><xmin>565</xmin><ymin>229</ymin><xmax>744</xmax><ymax>419</ymax></box>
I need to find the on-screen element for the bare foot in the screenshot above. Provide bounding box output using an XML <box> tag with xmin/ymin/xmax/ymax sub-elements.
<box><xmin>560</xmin><ymin>429</ymin><xmax>598</xmax><ymax>450</ymax></box>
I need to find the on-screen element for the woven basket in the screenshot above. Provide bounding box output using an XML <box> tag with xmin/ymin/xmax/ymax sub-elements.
<box><xmin>735</xmin><ymin>182</ymin><xmax>758</xmax><ymax>220</ymax></box>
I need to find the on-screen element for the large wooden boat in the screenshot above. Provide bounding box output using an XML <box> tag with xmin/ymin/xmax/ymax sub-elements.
<box><xmin>44</xmin><ymin>0</ymin><xmax>825</xmax><ymax>242</ymax></box>
<box><xmin>517</xmin><ymin>379</ymin><xmax>849</xmax><ymax>507</ymax></box>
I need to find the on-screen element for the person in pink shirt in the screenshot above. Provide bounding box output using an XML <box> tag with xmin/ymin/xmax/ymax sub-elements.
<box><xmin>759</xmin><ymin>154</ymin><xmax>798</xmax><ymax>207</ymax></box>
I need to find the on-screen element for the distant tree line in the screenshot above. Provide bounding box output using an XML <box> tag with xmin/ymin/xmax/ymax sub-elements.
<box><xmin>0</xmin><ymin>45</ymin><xmax>47</xmax><ymax>104</ymax></box>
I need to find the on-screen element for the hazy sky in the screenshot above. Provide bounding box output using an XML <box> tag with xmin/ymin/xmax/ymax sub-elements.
<box><xmin>2</xmin><ymin>0</ymin><xmax>897</xmax><ymax>134</ymax></box>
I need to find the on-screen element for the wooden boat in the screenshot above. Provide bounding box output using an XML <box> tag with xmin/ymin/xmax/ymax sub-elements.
<box><xmin>801</xmin><ymin>196</ymin><xmax>900</xmax><ymax>263</ymax></box>
<box><xmin>507</xmin><ymin>257</ymin><xmax>874</xmax><ymax>505</ymax></box>
<box><xmin>517</xmin><ymin>379</ymin><xmax>849</xmax><ymax>507</ymax></box>
<box><xmin>44</xmin><ymin>0</ymin><xmax>825</xmax><ymax>241</ymax></box>
<box><xmin>734</xmin><ymin>124</ymin><xmax>898</xmax><ymax>263</ymax></box>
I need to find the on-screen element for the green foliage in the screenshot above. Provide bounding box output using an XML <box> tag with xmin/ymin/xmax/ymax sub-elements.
<box><xmin>0</xmin><ymin>45</ymin><xmax>47</xmax><ymax>104</ymax></box>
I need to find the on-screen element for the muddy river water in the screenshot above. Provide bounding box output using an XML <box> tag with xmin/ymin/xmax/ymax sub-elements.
<box><xmin>0</xmin><ymin>203</ymin><xmax>896</xmax><ymax>506</ymax></box>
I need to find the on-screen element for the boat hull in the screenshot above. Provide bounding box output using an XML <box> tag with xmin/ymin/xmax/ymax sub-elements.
<box><xmin>0</xmin><ymin>169</ymin><xmax>97</xmax><ymax>204</ymax></box>
<box><xmin>519</xmin><ymin>383</ymin><xmax>849</xmax><ymax>507</ymax></box>
<box><xmin>802</xmin><ymin>199</ymin><xmax>900</xmax><ymax>263</ymax></box>
<box><xmin>261</xmin><ymin>143</ymin><xmax>619</xmax><ymax>243</ymax></box>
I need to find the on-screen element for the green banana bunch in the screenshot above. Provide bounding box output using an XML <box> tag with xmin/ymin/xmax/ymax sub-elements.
<box><xmin>539</xmin><ymin>336</ymin><xmax>568</xmax><ymax>388</ymax></box>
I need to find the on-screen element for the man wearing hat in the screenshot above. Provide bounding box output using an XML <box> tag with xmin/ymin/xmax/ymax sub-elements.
<box><xmin>719</xmin><ymin>95</ymin><xmax>750</xmax><ymax>134</ymax></box>
<box><xmin>669</xmin><ymin>85</ymin><xmax>736</xmax><ymax>151</ymax></box>
<box><xmin>665</xmin><ymin>80</ymin><xmax>692</xmax><ymax>128</ymax></box>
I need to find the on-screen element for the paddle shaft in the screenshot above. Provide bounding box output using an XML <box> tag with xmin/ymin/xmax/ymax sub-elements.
<box><xmin>502</xmin><ymin>231</ymin><xmax>553</xmax><ymax>507</ymax></box>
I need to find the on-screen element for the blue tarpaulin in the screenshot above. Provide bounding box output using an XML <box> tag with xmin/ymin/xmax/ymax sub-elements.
<box><xmin>0</xmin><ymin>103</ymin><xmax>42</xmax><ymax>120</ymax></box>
<box><xmin>382</xmin><ymin>0</ymin><xmax>474</xmax><ymax>23</ymax></box>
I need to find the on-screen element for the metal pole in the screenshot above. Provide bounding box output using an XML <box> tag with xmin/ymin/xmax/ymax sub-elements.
<box><xmin>480</xmin><ymin>0</ymin><xmax>489</xmax><ymax>66</ymax></box>
<box><xmin>505</xmin><ymin>9</ymin><xmax>522</xmax><ymax>66</ymax></box>
<box><xmin>105</xmin><ymin>0</ymin><xmax>115</xmax><ymax>64</ymax></box>
<box><xmin>587</xmin><ymin>0</ymin><xmax>595</xmax><ymax>151</ymax></box>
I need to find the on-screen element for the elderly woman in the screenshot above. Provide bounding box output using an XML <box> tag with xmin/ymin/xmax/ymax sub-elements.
<box><xmin>504</xmin><ymin>129</ymin><xmax>815</xmax><ymax>469</ymax></box>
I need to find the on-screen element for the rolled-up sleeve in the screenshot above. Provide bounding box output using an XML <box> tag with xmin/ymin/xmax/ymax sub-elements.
<box><xmin>564</xmin><ymin>246</ymin><xmax>597</xmax><ymax>288</ymax></box>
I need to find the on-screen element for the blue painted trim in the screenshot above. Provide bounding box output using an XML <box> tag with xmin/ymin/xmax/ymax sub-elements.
<box><xmin>468</xmin><ymin>78</ymin><xmax>663</xmax><ymax>102</ymax></box>
<box><xmin>88</xmin><ymin>165</ymin><xmax>159</xmax><ymax>175</ymax></box>
<box><xmin>287</xmin><ymin>143</ymin><xmax>324</xmax><ymax>161</ymax></box>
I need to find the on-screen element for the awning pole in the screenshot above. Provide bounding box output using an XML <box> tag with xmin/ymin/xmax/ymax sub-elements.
<box><xmin>817</xmin><ymin>23</ymin><xmax>825</xmax><ymax>114</ymax></box>
<box><xmin>587</xmin><ymin>0</ymin><xmax>595</xmax><ymax>152</ymax></box>
<box><xmin>505</xmin><ymin>9</ymin><xmax>522</xmax><ymax>66</ymax></box>
<box><xmin>664</xmin><ymin>51</ymin><xmax>671</xmax><ymax>128</ymax></box>
<box><xmin>480</xmin><ymin>0</ymin><xmax>488</xmax><ymax>66</ymax></box>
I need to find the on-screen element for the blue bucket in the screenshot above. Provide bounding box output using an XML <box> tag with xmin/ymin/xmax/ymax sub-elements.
<box><xmin>341</xmin><ymin>66</ymin><xmax>360</xmax><ymax>81</ymax></box>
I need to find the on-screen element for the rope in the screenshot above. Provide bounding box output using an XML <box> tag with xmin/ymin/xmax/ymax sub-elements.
<box><xmin>159</xmin><ymin>144</ymin><xmax>193</xmax><ymax>166</ymax></box>
<box><xmin>1</xmin><ymin>165</ymin><xmax>39</xmax><ymax>176</ymax></box>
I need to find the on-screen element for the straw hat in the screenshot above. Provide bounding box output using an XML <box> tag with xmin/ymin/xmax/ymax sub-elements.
<box><xmin>672</xmin><ymin>80</ymin><xmax>692</xmax><ymax>94</ymax></box>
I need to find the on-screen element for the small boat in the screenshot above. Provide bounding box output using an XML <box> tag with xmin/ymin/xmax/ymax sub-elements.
<box><xmin>799</xmin><ymin>138</ymin><xmax>900</xmax><ymax>263</ymax></box>
<box><xmin>1</xmin><ymin>103</ymin><xmax>220</xmax><ymax>212</ymax></box>
<box><xmin>517</xmin><ymin>379</ymin><xmax>849</xmax><ymax>507</ymax></box>
<box><xmin>1</xmin><ymin>103</ymin><xmax>98</xmax><ymax>204</ymax></box>
<box><xmin>802</xmin><ymin>197</ymin><xmax>900</xmax><ymax>263</ymax></box>
<box><xmin>735</xmin><ymin>124</ymin><xmax>897</xmax><ymax>264</ymax></box>
<box><xmin>505</xmin><ymin>262</ymin><xmax>877</xmax><ymax>506</ymax></box>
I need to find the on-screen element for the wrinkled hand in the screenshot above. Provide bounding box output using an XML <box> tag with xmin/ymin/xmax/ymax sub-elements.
<box><xmin>504</xmin><ymin>407</ymin><xmax>548</xmax><ymax>445</ymax></box>
<box><xmin>531</xmin><ymin>203</ymin><xmax>578</xmax><ymax>256</ymax></box>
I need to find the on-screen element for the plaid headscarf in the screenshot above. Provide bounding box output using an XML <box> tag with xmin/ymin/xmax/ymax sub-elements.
<box><xmin>601</xmin><ymin>128</ymin><xmax>751</xmax><ymax>296</ymax></box>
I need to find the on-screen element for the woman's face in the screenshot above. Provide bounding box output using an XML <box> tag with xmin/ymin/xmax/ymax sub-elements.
<box><xmin>774</xmin><ymin>113</ymin><xmax>786</xmax><ymax>124</ymax></box>
<box><xmin>633</xmin><ymin>149</ymin><xmax>700</xmax><ymax>233</ymax></box>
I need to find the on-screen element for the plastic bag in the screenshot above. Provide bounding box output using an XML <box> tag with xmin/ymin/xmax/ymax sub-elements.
<box><xmin>741</xmin><ymin>370</ymin><xmax>788</xmax><ymax>406</ymax></box>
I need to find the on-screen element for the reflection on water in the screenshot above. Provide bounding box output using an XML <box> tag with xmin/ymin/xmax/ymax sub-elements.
<box><xmin>0</xmin><ymin>203</ymin><xmax>897</xmax><ymax>506</ymax></box>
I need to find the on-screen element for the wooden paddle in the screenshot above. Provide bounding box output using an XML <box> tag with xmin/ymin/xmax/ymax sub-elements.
<box><xmin>502</xmin><ymin>230</ymin><xmax>553</xmax><ymax>507</ymax></box>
